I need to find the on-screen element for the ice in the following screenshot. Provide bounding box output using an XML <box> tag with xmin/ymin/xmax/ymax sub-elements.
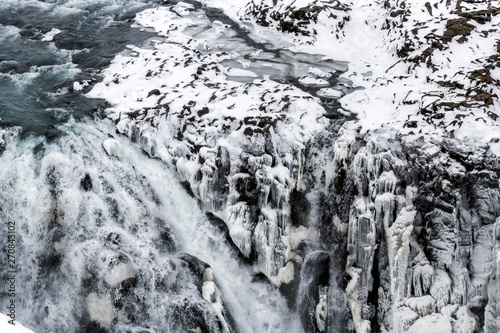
<box><xmin>408</xmin><ymin>313</ymin><xmax>452</xmax><ymax>333</ymax></box>
<box><xmin>394</xmin><ymin>306</ymin><xmax>419</xmax><ymax>331</ymax></box>
<box><xmin>484</xmin><ymin>217</ymin><xmax>500</xmax><ymax>332</ymax></box>
<box><xmin>404</xmin><ymin>296</ymin><xmax>436</xmax><ymax>317</ymax></box>
<box><xmin>80</xmin><ymin>0</ymin><xmax>500</xmax><ymax>331</ymax></box>
<box><xmin>387</xmin><ymin>207</ymin><xmax>415</xmax><ymax>301</ymax></box>
<box><xmin>202</xmin><ymin>268</ymin><xmax>230</xmax><ymax>333</ymax></box>
<box><xmin>298</xmin><ymin>75</ymin><xmax>329</xmax><ymax>87</ymax></box>
<box><xmin>102</xmin><ymin>139</ymin><xmax>121</xmax><ymax>157</ymax></box>
<box><xmin>430</xmin><ymin>269</ymin><xmax>452</xmax><ymax>311</ymax></box>
<box><xmin>227</xmin><ymin>203</ymin><xmax>253</xmax><ymax>258</ymax></box>
<box><xmin>413</xmin><ymin>252</ymin><xmax>434</xmax><ymax>297</ymax></box>
<box><xmin>315</xmin><ymin>286</ymin><xmax>328</xmax><ymax>332</ymax></box>
<box><xmin>346</xmin><ymin>267</ymin><xmax>370</xmax><ymax>333</ymax></box>
<box><xmin>41</xmin><ymin>28</ymin><xmax>61</xmax><ymax>42</ymax></box>
<box><xmin>317</xmin><ymin>88</ymin><xmax>342</xmax><ymax>99</ymax></box>
<box><xmin>453</xmin><ymin>306</ymin><xmax>479</xmax><ymax>333</ymax></box>
<box><xmin>276</xmin><ymin>261</ymin><xmax>295</xmax><ymax>286</ymax></box>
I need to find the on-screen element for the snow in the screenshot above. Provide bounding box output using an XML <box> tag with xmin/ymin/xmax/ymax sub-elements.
<box><xmin>72</xmin><ymin>80</ymin><xmax>88</xmax><ymax>91</ymax></box>
<box><xmin>404</xmin><ymin>296</ymin><xmax>436</xmax><ymax>317</ymax></box>
<box><xmin>315</xmin><ymin>286</ymin><xmax>328</xmax><ymax>332</ymax></box>
<box><xmin>276</xmin><ymin>261</ymin><xmax>295</xmax><ymax>286</ymax></box>
<box><xmin>202</xmin><ymin>268</ymin><xmax>230</xmax><ymax>333</ymax></box>
<box><xmin>0</xmin><ymin>314</ymin><xmax>35</xmax><ymax>333</ymax></box>
<box><xmin>87</xmin><ymin>2</ymin><xmax>342</xmax><ymax>284</ymax></box>
<box><xmin>102</xmin><ymin>139</ymin><xmax>121</xmax><ymax>157</ymax></box>
<box><xmin>317</xmin><ymin>88</ymin><xmax>342</xmax><ymax>99</ymax></box>
<box><xmin>200</xmin><ymin>0</ymin><xmax>500</xmax><ymax>158</ymax></box>
<box><xmin>41</xmin><ymin>28</ymin><xmax>61</xmax><ymax>42</ymax></box>
<box><xmin>408</xmin><ymin>313</ymin><xmax>452</xmax><ymax>333</ymax></box>
<box><xmin>298</xmin><ymin>75</ymin><xmax>329</xmax><ymax>87</ymax></box>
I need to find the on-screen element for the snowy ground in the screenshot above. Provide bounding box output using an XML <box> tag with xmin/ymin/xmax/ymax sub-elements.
<box><xmin>201</xmin><ymin>0</ymin><xmax>500</xmax><ymax>155</ymax></box>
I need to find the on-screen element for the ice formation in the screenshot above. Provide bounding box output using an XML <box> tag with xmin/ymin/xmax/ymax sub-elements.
<box><xmin>85</xmin><ymin>0</ymin><xmax>500</xmax><ymax>331</ymax></box>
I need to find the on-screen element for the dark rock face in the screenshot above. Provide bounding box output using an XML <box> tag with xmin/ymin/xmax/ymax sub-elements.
<box><xmin>80</xmin><ymin>173</ymin><xmax>93</xmax><ymax>191</ymax></box>
<box><xmin>255</xmin><ymin>119</ymin><xmax>500</xmax><ymax>332</ymax></box>
<box><xmin>241</xmin><ymin>0</ymin><xmax>350</xmax><ymax>36</ymax></box>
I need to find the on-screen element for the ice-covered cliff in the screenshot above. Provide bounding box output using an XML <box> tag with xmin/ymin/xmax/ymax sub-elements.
<box><xmin>88</xmin><ymin>0</ymin><xmax>500</xmax><ymax>332</ymax></box>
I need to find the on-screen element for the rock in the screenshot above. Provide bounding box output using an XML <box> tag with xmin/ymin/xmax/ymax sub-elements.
<box><xmin>80</xmin><ymin>173</ymin><xmax>93</xmax><ymax>191</ymax></box>
<box><xmin>0</xmin><ymin>134</ymin><xmax>5</xmax><ymax>156</ymax></box>
<box><xmin>147</xmin><ymin>89</ymin><xmax>161</xmax><ymax>97</ymax></box>
<box><xmin>443</xmin><ymin>18</ymin><xmax>475</xmax><ymax>43</ymax></box>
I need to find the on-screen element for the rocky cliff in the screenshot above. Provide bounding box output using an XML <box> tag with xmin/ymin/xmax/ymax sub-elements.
<box><xmin>88</xmin><ymin>0</ymin><xmax>500</xmax><ymax>332</ymax></box>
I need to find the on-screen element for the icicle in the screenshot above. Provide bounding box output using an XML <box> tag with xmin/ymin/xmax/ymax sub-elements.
<box><xmin>315</xmin><ymin>286</ymin><xmax>329</xmax><ymax>332</ymax></box>
<box><xmin>387</xmin><ymin>207</ymin><xmax>415</xmax><ymax>302</ymax></box>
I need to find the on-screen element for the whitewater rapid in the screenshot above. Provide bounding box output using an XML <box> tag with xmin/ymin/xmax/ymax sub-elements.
<box><xmin>0</xmin><ymin>119</ymin><xmax>303</xmax><ymax>332</ymax></box>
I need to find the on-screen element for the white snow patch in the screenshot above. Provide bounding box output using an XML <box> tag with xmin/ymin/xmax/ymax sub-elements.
<box><xmin>317</xmin><ymin>88</ymin><xmax>342</xmax><ymax>99</ymax></box>
<box><xmin>298</xmin><ymin>75</ymin><xmax>329</xmax><ymax>87</ymax></box>
<box><xmin>41</xmin><ymin>28</ymin><xmax>61</xmax><ymax>42</ymax></box>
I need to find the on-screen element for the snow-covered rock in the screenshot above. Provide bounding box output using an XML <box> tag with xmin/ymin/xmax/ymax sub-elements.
<box><xmin>88</xmin><ymin>0</ymin><xmax>500</xmax><ymax>332</ymax></box>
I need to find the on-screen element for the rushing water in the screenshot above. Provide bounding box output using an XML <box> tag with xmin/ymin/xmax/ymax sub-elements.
<box><xmin>0</xmin><ymin>1</ymin><xmax>349</xmax><ymax>332</ymax></box>
<box><xmin>0</xmin><ymin>0</ymin><xmax>154</xmax><ymax>137</ymax></box>
<box><xmin>0</xmin><ymin>119</ymin><xmax>303</xmax><ymax>332</ymax></box>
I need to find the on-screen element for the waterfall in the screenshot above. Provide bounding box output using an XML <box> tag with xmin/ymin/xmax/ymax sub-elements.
<box><xmin>0</xmin><ymin>119</ymin><xmax>303</xmax><ymax>332</ymax></box>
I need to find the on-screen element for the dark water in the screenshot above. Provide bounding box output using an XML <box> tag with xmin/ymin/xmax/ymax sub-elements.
<box><xmin>0</xmin><ymin>0</ymin><xmax>158</xmax><ymax>138</ymax></box>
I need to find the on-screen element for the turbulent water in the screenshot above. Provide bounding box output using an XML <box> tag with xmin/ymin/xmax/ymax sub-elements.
<box><xmin>0</xmin><ymin>119</ymin><xmax>303</xmax><ymax>332</ymax></box>
<box><xmin>0</xmin><ymin>1</ymin><xmax>311</xmax><ymax>332</ymax></box>
<box><xmin>0</xmin><ymin>0</ymin><xmax>154</xmax><ymax>137</ymax></box>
